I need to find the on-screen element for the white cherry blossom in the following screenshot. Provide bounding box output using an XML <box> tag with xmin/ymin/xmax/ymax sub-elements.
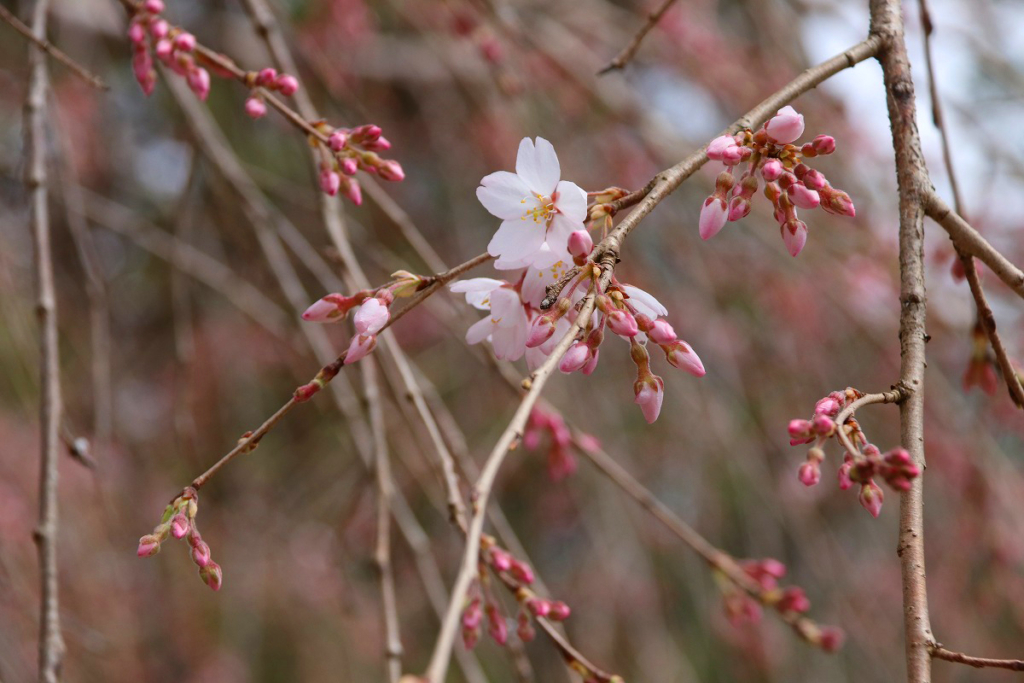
<box><xmin>477</xmin><ymin>138</ymin><xmax>587</xmax><ymax>268</ymax></box>
<box><xmin>450</xmin><ymin>278</ymin><xmax>530</xmax><ymax>361</ymax></box>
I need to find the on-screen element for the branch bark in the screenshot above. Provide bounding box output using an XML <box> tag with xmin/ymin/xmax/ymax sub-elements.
<box><xmin>869</xmin><ymin>2</ymin><xmax>934</xmax><ymax>681</ymax></box>
<box><xmin>26</xmin><ymin>0</ymin><xmax>66</xmax><ymax>679</ymax></box>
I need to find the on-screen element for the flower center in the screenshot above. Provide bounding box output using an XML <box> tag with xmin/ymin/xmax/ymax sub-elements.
<box><xmin>521</xmin><ymin>193</ymin><xmax>555</xmax><ymax>224</ymax></box>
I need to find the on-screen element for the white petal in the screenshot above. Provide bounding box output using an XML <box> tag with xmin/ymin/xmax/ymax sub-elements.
<box><xmin>492</xmin><ymin>320</ymin><xmax>526</xmax><ymax>361</ymax></box>
<box><xmin>477</xmin><ymin>171</ymin><xmax>532</xmax><ymax>220</ymax></box>
<box><xmin>544</xmin><ymin>214</ymin><xmax>579</xmax><ymax>257</ymax></box>
<box><xmin>466</xmin><ymin>316</ymin><xmax>494</xmax><ymax>345</ymax></box>
<box><xmin>554</xmin><ymin>180</ymin><xmax>587</xmax><ymax>223</ymax></box>
<box><xmin>489</xmin><ymin>288</ymin><xmax>522</xmax><ymax>329</ymax></box>
<box><xmin>488</xmin><ymin>220</ymin><xmax>546</xmax><ymax>263</ymax></box>
<box><xmin>516</xmin><ymin>137</ymin><xmax>560</xmax><ymax>195</ymax></box>
<box><xmin>621</xmin><ymin>285</ymin><xmax>668</xmax><ymax>318</ymax></box>
<box><xmin>450</xmin><ymin>278</ymin><xmax>504</xmax><ymax>309</ymax></box>
<box><xmin>521</xmin><ymin>268</ymin><xmax>549</xmax><ymax>308</ymax></box>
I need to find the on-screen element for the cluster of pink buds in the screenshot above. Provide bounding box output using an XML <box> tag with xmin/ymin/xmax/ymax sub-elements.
<box><xmin>299</xmin><ymin>273</ymin><xmax>427</xmax><ymax>383</ymax></box>
<box><xmin>137</xmin><ymin>487</ymin><xmax>222</xmax><ymax>591</ymax></box>
<box><xmin>463</xmin><ymin>537</ymin><xmax>571</xmax><ymax>649</ymax></box>
<box><xmin>789</xmin><ymin>388</ymin><xmax>920</xmax><ymax>517</ymax></box>
<box><xmin>528</xmin><ymin>263</ymin><xmax>705</xmax><ymax>424</ymax></box>
<box><xmin>963</xmin><ymin>323</ymin><xmax>998</xmax><ymax>396</ymax></box>
<box><xmin>700</xmin><ymin>106</ymin><xmax>856</xmax><ymax>256</ymax></box>
<box><xmin>717</xmin><ymin>558</ymin><xmax>844</xmax><ymax>651</ymax></box>
<box><xmin>314</xmin><ymin>123</ymin><xmax>404</xmax><ymax>205</ymax></box>
<box><xmin>242</xmin><ymin>67</ymin><xmax>300</xmax><ymax>119</ymax></box>
<box><xmin>523</xmin><ymin>408</ymin><xmax>600</xmax><ymax>481</ymax></box>
<box><xmin>128</xmin><ymin>0</ymin><xmax>210</xmax><ymax>100</ymax></box>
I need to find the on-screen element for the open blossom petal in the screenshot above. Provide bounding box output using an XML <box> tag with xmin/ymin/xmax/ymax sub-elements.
<box><xmin>554</xmin><ymin>180</ymin><xmax>587</xmax><ymax>223</ymax></box>
<box><xmin>477</xmin><ymin>171</ymin><xmax>532</xmax><ymax>220</ymax></box>
<box><xmin>488</xmin><ymin>220</ymin><xmax>546</xmax><ymax>263</ymax></box>
<box><xmin>546</xmin><ymin>214</ymin><xmax>580</xmax><ymax>257</ymax></box>
<box><xmin>450</xmin><ymin>278</ymin><xmax>505</xmax><ymax>310</ymax></box>
<box><xmin>489</xmin><ymin>288</ymin><xmax>522</xmax><ymax>328</ymax></box>
<box><xmin>621</xmin><ymin>285</ymin><xmax>668</xmax><ymax>319</ymax></box>
<box><xmin>466</xmin><ymin>317</ymin><xmax>494</xmax><ymax>344</ymax></box>
<box><xmin>516</xmin><ymin>137</ymin><xmax>560</xmax><ymax>195</ymax></box>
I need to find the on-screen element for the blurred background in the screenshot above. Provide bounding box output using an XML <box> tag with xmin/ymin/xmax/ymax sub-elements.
<box><xmin>2</xmin><ymin>0</ymin><xmax>1024</xmax><ymax>680</ymax></box>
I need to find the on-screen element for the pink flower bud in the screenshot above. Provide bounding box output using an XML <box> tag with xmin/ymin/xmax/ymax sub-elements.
<box><xmin>837</xmin><ymin>461</ymin><xmax>853</xmax><ymax>490</ymax></box>
<box><xmin>128</xmin><ymin>21</ymin><xmax>146</xmax><ymax>44</ymax></box>
<box><xmin>781</xmin><ymin>219</ymin><xmax>808</xmax><ymax>257</ymax></box>
<box><xmin>149</xmin><ymin>19</ymin><xmax>169</xmax><ymax>39</ymax></box>
<box><xmin>728</xmin><ymin>196</ymin><xmax>751</xmax><ymax>222</ymax></box>
<box><xmin>548</xmin><ymin>601</ymin><xmax>571</xmax><ymax>621</ymax></box>
<box><xmin>699</xmin><ymin>196</ymin><xmax>728</xmax><ymax>240</ymax></box>
<box><xmin>581</xmin><ymin>347</ymin><xmax>600</xmax><ymax>375</ymax></box>
<box><xmin>706</xmin><ymin>135</ymin><xmax>738</xmax><ymax>160</ymax></box>
<box><xmin>648</xmin><ymin>320</ymin><xmax>676</xmax><ymax>345</ymax></box>
<box><xmin>256</xmin><ymin>68</ymin><xmax>277</xmax><ymax>86</ymax></box>
<box><xmin>320</xmin><ymin>167</ymin><xmax>341</xmax><ymax>196</ymax></box>
<box><xmin>814</xmin><ymin>396</ymin><xmax>841</xmax><ymax>417</ymax></box>
<box><xmin>510</xmin><ymin>560</ymin><xmax>535</xmax><ymax>585</ymax></box>
<box><xmin>486</xmin><ymin>603</ymin><xmax>508</xmax><ymax>645</ymax></box>
<box><xmin>490</xmin><ymin>548</ymin><xmax>512</xmax><ymax>572</ymax></box>
<box><xmin>859</xmin><ymin>481</ymin><xmax>884</xmax><ymax>517</ymax></box>
<box><xmin>132</xmin><ymin>49</ymin><xmax>156</xmax><ymax>96</ymax></box>
<box><xmin>517</xmin><ymin>612</ymin><xmax>535</xmax><ymax>642</ymax></box>
<box><xmin>353</xmin><ymin>124</ymin><xmax>382</xmax><ymax>143</ymax></box>
<box><xmin>137</xmin><ymin>534</ymin><xmax>161</xmax><ymax>557</ymax></box>
<box><xmin>811</xmin><ymin>414</ymin><xmax>835</xmax><ymax>436</ymax></box>
<box><xmin>343</xmin><ymin>333</ymin><xmax>377</xmax><ymax>365</ymax></box>
<box><xmin>567</xmin><ymin>230</ymin><xmax>593</xmax><ymax>259</ymax></box>
<box><xmin>170</xmin><ymin>513</ymin><xmax>190</xmax><ymax>539</ymax></box>
<box><xmin>364</xmin><ymin>136</ymin><xmax>391</xmax><ymax>151</ymax></box>
<box><xmin>761</xmin><ymin>158</ymin><xmax>783</xmax><ymax>182</ymax></box>
<box><xmin>302</xmin><ymin>297</ymin><xmax>342</xmax><ymax>322</ymax></box>
<box><xmin>341</xmin><ymin>177</ymin><xmax>363</xmax><ymax>205</ymax></box>
<box><xmin>462</xmin><ymin>599</ymin><xmax>483</xmax><ymax>630</ymax></box>
<box><xmin>187</xmin><ymin>67</ymin><xmax>210</xmax><ymax>101</ymax></box>
<box><xmin>664</xmin><ymin>341</ymin><xmax>705</xmax><ymax>377</ymax></box>
<box><xmin>788</xmin><ymin>419</ymin><xmax>813</xmax><ymax>440</ymax></box>
<box><xmin>378</xmin><ymin>160</ymin><xmax>405</xmax><ymax>182</ymax></box>
<box><xmin>798</xmin><ymin>461</ymin><xmax>820</xmax><ymax>486</ymax></box>
<box><xmin>811</xmin><ymin>135</ymin><xmax>836</xmax><ymax>155</ymax></box>
<box><xmin>526</xmin><ymin>598</ymin><xmax>550</xmax><ymax>618</ymax></box>
<box><xmin>606</xmin><ymin>309</ymin><xmax>639</xmax><ymax>338</ymax></box>
<box><xmin>819</xmin><ymin>626</ymin><xmax>845</xmax><ymax>652</ymax></box>
<box><xmin>634</xmin><ymin>375</ymin><xmax>665</xmax><ymax>424</ymax></box>
<box><xmin>559</xmin><ymin>342</ymin><xmax>591</xmax><ymax>374</ymax></box>
<box><xmin>143</xmin><ymin>0</ymin><xmax>165</xmax><ymax>13</ymax></box>
<box><xmin>787</xmin><ymin>183</ymin><xmax>820</xmax><ymax>210</ymax></box>
<box><xmin>173</xmin><ymin>32</ymin><xmax>196</xmax><ymax>52</ymax></box>
<box><xmin>765</xmin><ymin>105</ymin><xmax>805</xmax><ymax>144</ymax></box>
<box><xmin>802</xmin><ymin>168</ymin><xmax>827</xmax><ymax>191</ymax></box>
<box><xmin>353</xmin><ymin>297</ymin><xmax>390</xmax><ymax>335</ymax></box>
<box><xmin>154</xmin><ymin>38</ymin><xmax>172</xmax><ymax>60</ymax></box>
<box><xmin>191</xmin><ymin>540</ymin><xmax>211</xmax><ymax>567</ymax></box>
<box><xmin>275</xmin><ymin>74</ymin><xmax>299</xmax><ymax>96</ymax></box>
<box><xmin>333</xmin><ymin>158</ymin><xmax>355</xmax><ymax>176</ymax></box>
<box><xmin>244</xmin><ymin>96</ymin><xmax>267</xmax><ymax>119</ymax></box>
<box><xmin>778</xmin><ymin>587</ymin><xmax>810</xmax><ymax>613</ymax></box>
<box><xmin>328</xmin><ymin>131</ymin><xmax>348</xmax><ymax>151</ymax></box>
<box><xmin>200</xmin><ymin>561</ymin><xmax>223</xmax><ymax>591</ymax></box>
<box><xmin>721</xmin><ymin>145</ymin><xmax>745</xmax><ymax>165</ymax></box>
<box><xmin>819</xmin><ymin>184</ymin><xmax>856</xmax><ymax>217</ymax></box>
<box><xmin>526</xmin><ymin>315</ymin><xmax>557</xmax><ymax>348</ymax></box>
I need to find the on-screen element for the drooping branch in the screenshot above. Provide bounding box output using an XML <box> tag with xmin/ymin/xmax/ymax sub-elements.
<box><xmin>869</xmin><ymin>1</ymin><xmax>935</xmax><ymax>681</ymax></box>
<box><xmin>0</xmin><ymin>3</ymin><xmax>107</xmax><ymax>89</ymax></box>
<box><xmin>25</xmin><ymin>0</ymin><xmax>66</xmax><ymax>679</ymax></box>
<box><xmin>597</xmin><ymin>0</ymin><xmax>679</xmax><ymax>75</ymax></box>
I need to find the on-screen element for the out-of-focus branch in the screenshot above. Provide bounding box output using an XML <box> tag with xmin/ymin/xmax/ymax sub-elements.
<box><xmin>184</xmin><ymin>251</ymin><xmax>491</xmax><ymax>492</ymax></box>
<box><xmin>0</xmin><ymin>2</ymin><xmax>107</xmax><ymax>89</ymax></box>
<box><xmin>869</xmin><ymin>2</ymin><xmax>934</xmax><ymax>681</ymax></box>
<box><xmin>597</xmin><ymin>0</ymin><xmax>678</xmax><ymax>74</ymax></box>
<box><xmin>918</xmin><ymin>0</ymin><xmax>1024</xmax><ymax>409</ymax></box>
<box><xmin>365</xmin><ymin>359</ymin><xmax>403</xmax><ymax>683</ymax></box>
<box><xmin>923</xmin><ymin>192</ymin><xmax>1024</xmax><ymax>300</ymax></box>
<box><xmin>26</xmin><ymin>0</ymin><xmax>66</xmax><ymax>679</ymax></box>
<box><xmin>930</xmin><ymin>645</ymin><xmax>1024</xmax><ymax>671</ymax></box>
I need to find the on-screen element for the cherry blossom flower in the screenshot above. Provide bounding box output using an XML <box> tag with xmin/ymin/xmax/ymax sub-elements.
<box><xmin>477</xmin><ymin>138</ymin><xmax>587</xmax><ymax>267</ymax></box>
<box><xmin>450</xmin><ymin>278</ymin><xmax>530</xmax><ymax>361</ymax></box>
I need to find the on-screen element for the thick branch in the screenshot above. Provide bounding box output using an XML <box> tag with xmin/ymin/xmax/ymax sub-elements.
<box><xmin>870</xmin><ymin>2</ymin><xmax>934</xmax><ymax>681</ymax></box>
<box><xmin>26</xmin><ymin>0</ymin><xmax>66</xmax><ymax>679</ymax></box>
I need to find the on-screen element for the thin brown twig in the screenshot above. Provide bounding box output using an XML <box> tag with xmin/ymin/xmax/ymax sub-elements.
<box><xmin>365</xmin><ymin>359</ymin><xmax>403</xmax><ymax>683</ymax></box>
<box><xmin>185</xmin><ymin>251</ymin><xmax>491</xmax><ymax>491</ymax></box>
<box><xmin>597</xmin><ymin>0</ymin><xmax>679</xmax><ymax>75</ymax></box>
<box><xmin>26</xmin><ymin>0</ymin><xmax>66</xmax><ymax>679</ymax></box>
<box><xmin>917</xmin><ymin>0</ymin><xmax>1024</xmax><ymax>409</ymax></box>
<box><xmin>923</xmin><ymin>191</ymin><xmax>1024</xmax><ymax>300</ymax></box>
<box><xmin>870</xmin><ymin>2</ymin><xmax>935</xmax><ymax>681</ymax></box>
<box><xmin>930</xmin><ymin>644</ymin><xmax>1024</xmax><ymax>672</ymax></box>
<box><xmin>0</xmin><ymin>3</ymin><xmax>107</xmax><ymax>89</ymax></box>
<box><xmin>833</xmin><ymin>388</ymin><xmax>907</xmax><ymax>460</ymax></box>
